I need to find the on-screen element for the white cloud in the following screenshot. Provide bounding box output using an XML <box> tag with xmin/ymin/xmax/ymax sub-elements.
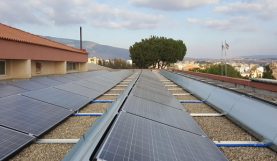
<box><xmin>0</xmin><ymin>0</ymin><xmax>163</xmax><ymax>30</ymax></box>
<box><xmin>214</xmin><ymin>0</ymin><xmax>277</xmax><ymax>20</ymax></box>
<box><xmin>214</xmin><ymin>2</ymin><xmax>262</xmax><ymax>13</ymax></box>
<box><xmin>187</xmin><ymin>17</ymin><xmax>257</xmax><ymax>32</ymax></box>
<box><xmin>130</xmin><ymin>0</ymin><xmax>219</xmax><ymax>10</ymax></box>
<box><xmin>0</xmin><ymin>1</ymin><xmax>44</xmax><ymax>25</ymax></box>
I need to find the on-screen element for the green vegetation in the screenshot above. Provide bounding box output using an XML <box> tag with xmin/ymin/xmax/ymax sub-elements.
<box><xmin>99</xmin><ymin>58</ymin><xmax>132</xmax><ymax>69</ymax></box>
<box><xmin>190</xmin><ymin>64</ymin><xmax>242</xmax><ymax>78</ymax></box>
<box><xmin>263</xmin><ymin>64</ymin><xmax>275</xmax><ymax>79</ymax></box>
<box><xmin>129</xmin><ymin>36</ymin><xmax>187</xmax><ymax>69</ymax></box>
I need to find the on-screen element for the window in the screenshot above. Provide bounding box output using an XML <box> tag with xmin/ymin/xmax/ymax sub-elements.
<box><xmin>67</xmin><ymin>62</ymin><xmax>78</xmax><ymax>71</ymax></box>
<box><xmin>0</xmin><ymin>60</ymin><xmax>6</xmax><ymax>75</ymax></box>
<box><xmin>36</xmin><ymin>62</ymin><xmax>42</xmax><ymax>74</ymax></box>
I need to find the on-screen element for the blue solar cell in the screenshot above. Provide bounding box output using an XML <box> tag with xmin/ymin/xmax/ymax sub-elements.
<box><xmin>0</xmin><ymin>84</ymin><xmax>26</xmax><ymax>98</ymax></box>
<box><xmin>61</xmin><ymin>74</ymin><xmax>81</xmax><ymax>81</ymax></box>
<box><xmin>132</xmin><ymin>86</ymin><xmax>184</xmax><ymax>109</ymax></box>
<box><xmin>22</xmin><ymin>88</ymin><xmax>91</xmax><ymax>111</ymax></box>
<box><xmin>32</xmin><ymin>77</ymin><xmax>63</xmax><ymax>86</ymax></box>
<box><xmin>9</xmin><ymin>79</ymin><xmax>48</xmax><ymax>91</ymax></box>
<box><xmin>74</xmin><ymin>80</ymin><xmax>109</xmax><ymax>93</ymax></box>
<box><xmin>47</xmin><ymin>75</ymin><xmax>74</xmax><ymax>83</ymax></box>
<box><xmin>123</xmin><ymin>95</ymin><xmax>205</xmax><ymax>136</ymax></box>
<box><xmin>55</xmin><ymin>83</ymin><xmax>101</xmax><ymax>99</ymax></box>
<box><xmin>0</xmin><ymin>95</ymin><xmax>72</xmax><ymax>136</ymax></box>
<box><xmin>96</xmin><ymin>112</ymin><xmax>228</xmax><ymax>161</ymax></box>
<box><xmin>0</xmin><ymin>126</ymin><xmax>34</xmax><ymax>161</ymax></box>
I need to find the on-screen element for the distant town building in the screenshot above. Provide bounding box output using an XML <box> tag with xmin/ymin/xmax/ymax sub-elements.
<box><xmin>0</xmin><ymin>23</ymin><xmax>88</xmax><ymax>80</ymax></box>
<box><xmin>173</xmin><ymin>61</ymin><xmax>200</xmax><ymax>71</ymax></box>
<box><xmin>126</xmin><ymin>60</ymin><xmax>132</xmax><ymax>65</ymax></box>
<box><xmin>172</xmin><ymin>59</ymin><xmax>268</xmax><ymax>79</ymax></box>
<box><xmin>88</xmin><ymin>57</ymin><xmax>102</xmax><ymax>64</ymax></box>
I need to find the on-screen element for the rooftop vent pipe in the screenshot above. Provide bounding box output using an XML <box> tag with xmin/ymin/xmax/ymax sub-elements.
<box><xmin>80</xmin><ymin>26</ymin><xmax>82</xmax><ymax>50</ymax></box>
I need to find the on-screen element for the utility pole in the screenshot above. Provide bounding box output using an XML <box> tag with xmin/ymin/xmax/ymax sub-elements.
<box><xmin>224</xmin><ymin>40</ymin><xmax>229</xmax><ymax>76</ymax></box>
<box><xmin>225</xmin><ymin>47</ymin><xmax>227</xmax><ymax>76</ymax></box>
<box><xmin>221</xmin><ymin>42</ymin><xmax>224</xmax><ymax>76</ymax></box>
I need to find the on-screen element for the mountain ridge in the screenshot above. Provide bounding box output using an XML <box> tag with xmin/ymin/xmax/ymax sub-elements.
<box><xmin>45</xmin><ymin>36</ymin><xmax>130</xmax><ymax>60</ymax></box>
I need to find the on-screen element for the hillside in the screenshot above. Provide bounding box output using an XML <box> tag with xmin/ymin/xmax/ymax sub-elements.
<box><xmin>45</xmin><ymin>36</ymin><xmax>130</xmax><ymax>60</ymax></box>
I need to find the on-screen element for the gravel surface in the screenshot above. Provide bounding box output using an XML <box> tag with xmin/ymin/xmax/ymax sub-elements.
<box><xmin>118</xmin><ymin>82</ymin><xmax>130</xmax><ymax>85</ymax></box>
<box><xmin>105</xmin><ymin>90</ymin><xmax>122</xmax><ymax>94</ymax></box>
<box><xmin>220</xmin><ymin>147</ymin><xmax>277</xmax><ymax>161</ymax></box>
<box><xmin>10</xmin><ymin>144</ymin><xmax>73</xmax><ymax>161</ymax></box>
<box><xmin>42</xmin><ymin>116</ymin><xmax>97</xmax><ymax>139</ymax></box>
<box><xmin>175</xmin><ymin>95</ymin><xmax>199</xmax><ymax>100</ymax></box>
<box><xmin>162</xmin><ymin>82</ymin><xmax>174</xmax><ymax>85</ymax></box>
<box><xmin>184</xmin><ymin>103</ymin><xmax>218</xmax><ymax>113</ymax></box>
<box><xmin>111</xmin><ymin>87</ymin><xmax>125</xmax><ymax>90</ymax></box>
<box><xmin>96</xmin><ymin>95</ymin><xmax>118</xmax><ymax>100</ymax></box>
<box><xmin>167</xmin><ymin>89</ymin><xmax>188</xmax><ymax>94</ymax></box>
<box><xmin>194</xmin><ymin>117</ymin><xmax>257</xmax><ymax>141</ymax></box>
<box><xmin>79</xmin><ymin>103</ymin><xmax>110</xmax><ymax>113</ymax></box>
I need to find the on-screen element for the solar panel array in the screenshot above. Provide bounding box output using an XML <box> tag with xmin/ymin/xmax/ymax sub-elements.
<box><xmin>96</xmin><ymin>70</ymin><xmax>228</xmax><ymax>161</ymax></box>
<box><xmin>0</xmin><ymin>126</ymin><xmax>34</xmax><ymax>161</ymax></box>
<box><xmin>0</xmin><ymin>70</ymin><xmax>132</xmax><ymax>160</ymax></box>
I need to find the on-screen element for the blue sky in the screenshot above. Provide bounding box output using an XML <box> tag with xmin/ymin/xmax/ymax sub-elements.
<box><xmin>1</xmin><ymin>0</ymin><xmax>276</xmax><ymax>58</ymax></box>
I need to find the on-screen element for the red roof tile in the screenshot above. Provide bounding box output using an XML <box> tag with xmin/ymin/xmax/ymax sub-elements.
<box><xmin>0</xmin><ymin>23</ymin><xmax>87</xmax><ymax>54</ymax></box>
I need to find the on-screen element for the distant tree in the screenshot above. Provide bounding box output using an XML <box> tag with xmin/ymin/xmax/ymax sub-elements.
<box><xmin>191</xmin><ymin>64</ymin><xmax>241</xmax><ymax>78</ymax></box>
<box><xmin>263</xmin><ymin>65</ymin><xmax>274</xmax><ymax>79</ymax></box>
<box><xmin>98</xmin><ymin>60</ymin><xmax>103</xmax><ymax>66</ymax></box>
<box><xmin>129</xmin><ymin>36</ymin><xmax>187</xmax><ymax>69</ymax></box>
<box><xmin>101</xmin><ymin>58</ymin><xmax>132</xmax><ymax>69</ymax></box>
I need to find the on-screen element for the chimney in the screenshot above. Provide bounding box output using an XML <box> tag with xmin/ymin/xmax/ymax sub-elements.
<box><xmin>80</xmin><ymin>26</ymin><xmax>82</xmax><ymax>50</ymax></box>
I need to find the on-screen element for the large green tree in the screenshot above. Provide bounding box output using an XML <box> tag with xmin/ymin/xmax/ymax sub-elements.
<box><xmin>129</xmin><ymin>36</ymin><xmax>187</xmax><ymax>68</ymax></box>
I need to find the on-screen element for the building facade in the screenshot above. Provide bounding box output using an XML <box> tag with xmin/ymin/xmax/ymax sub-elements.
<box><xmin>0</xmin><ymin>23</ymin><xmax>88</xmax><ymax>80</ymax></box>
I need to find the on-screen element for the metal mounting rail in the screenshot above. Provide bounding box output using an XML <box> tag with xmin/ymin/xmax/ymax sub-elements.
<box><xmin>214</xmin><ymin>141</ymin><xmax>272</xmax><ymax>147</ymax></box>
<box><xmin>190</xmin><ymin>113</ymin><xmax>224</xmax><ymax>117</ymax></box>
<box><xmin>63</xmin><ymin>73</ymin><xmax>140</xmax><ymax>161</ymax></box>
<box><xmin>37</xmin><ymin>139</ymin><xmax>79</xmax><ymax>144</ymax></box>
<box><xmin>161</xmin><ymin>70</ymin><xmax>277</xmax><ymax>151</ymax></box>
<box><xmin>73</xmin><ymin>113</ymin><xmax>103</xmax><ymax>117</ymax></box>
<box><xmin>179</xmin><ymin>100</ymin><xmax>205</xmax><ymax>103</ymax></box>
<box><xmin>91</xmin><ymin>100</ymin><xmax>114</xmax><ymax>103</ymax></box>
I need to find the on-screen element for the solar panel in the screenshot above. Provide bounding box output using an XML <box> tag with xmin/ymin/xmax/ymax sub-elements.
<box><xmin>60</xmin><ymin>74</ymin><xmax>80</xmax><ymax>81</ymax></box>
<box><xmin>123</xmin><ymin>96</ymin><xmax>205</xmax><ymax>136</ymax></box>
<box><xmin>70</xmin><ymin>71</ymin><xmax>106</xmax><ymax>79</ymax></box>
<box><xmin>55</xmin><ymin>83</ymin><xmax>101</xmax><ymax>99</ymax></box>
<box><xmin>74</xmin><ymin>80</ymin><xmax>110</xmax><ymax>93</ymax></box>
<box><xmin>132</xmin><ymin>87</ymin><xmax>184</xmax><ymax>109</ymax></box>
<box><xmin>137</xmin><ymin>77</ymin><xmax>164</xmax><ymax>86</ymax></box>
<box><xmin>100</xmin><ymin>73</ymin><xmax>126</xmax><ymax>82</ymax></box>
<box><xmin>22</xmin><ymin>88</ymin><xmax>91</xmax><ymax>111</ymax></box>
<box><xmin>9</xmin><ymin>79</ymin><xmax>48</xmax><ymax>91</ymax></box>
<box><xmin>133</xmin><ymin>85</ymin><xmax>172</xmax><ymax>97</ymax></box>
<box><xmin>0</xmin><ymin>95</ymin><xmax>73</xmax><ymax>136</ymax></box>
<box><xmin>0</xmin><ymin>84</ymin><xmax>26</xmax><ymax>98</ymax></box>
<box><xmin>136</xmin><ymin>81</ymin><xmax>165</xmax><ymax>91</ymax></box>
<box><xmin>32</xmin><ymin>77</ymin><xmax>63</xmax><ymax>86</ymax></box>
<box><xmin>89</xmin><ymin>76</ymin><xmax>118</xmax><ymax>86</ymax></box>
<box><xmin>96</xmin><ymin>112</ymin><xmax>228</xmax><ymax>161</ymax></box>
<box><xmin>47</xmin><ymin>75</ymin><xmax>74</xmax><ymax>83</ymax></box>
<box><xmin>0</xmin><ymin>126</ymin><xmax>34</xmax><ymax>161</ymax></box>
